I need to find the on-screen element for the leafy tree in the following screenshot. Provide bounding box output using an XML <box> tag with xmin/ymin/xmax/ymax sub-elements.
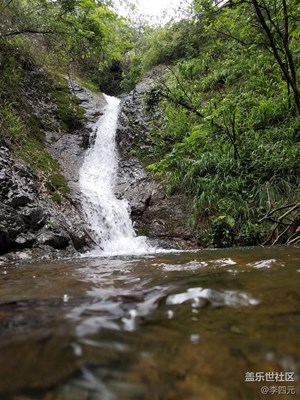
<box><xmin>121</xmin><ymin>17</ymin><xmax>207</xmax><ymax>90</ymax></box>
<box><xmin>193</xmin><ymin>0</ymin><xmax>300</xmax><ymax>113</ymax></box>
<box><xmin>0</xmin><ymin>0</ymin><xmax>132</xmax><ymax>88</ymax></box>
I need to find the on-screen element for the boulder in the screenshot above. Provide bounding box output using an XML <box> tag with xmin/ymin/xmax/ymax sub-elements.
<box><xmin>37</xmin><ymin>231</ymin><xmax>70</xmax><ymax>250</ymax></box>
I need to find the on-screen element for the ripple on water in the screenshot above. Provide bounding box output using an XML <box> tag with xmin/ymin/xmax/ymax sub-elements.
<box><xmin>166</xmin><ymin>287</ymin><xmax>260</xmax><ymax>308</ymax></box>
<box><xmin>67</xmin><ymin>285</ymin><xmax>169</xmax><ymax>336</ymax></box>
<box><xmin>159</xmin><ymin>261</ymin><xmax>208</xmax><ymax>271</ymax></box>
<box><xmin>247</xmin><ymin>259</ymin><xmax>285</xmax><ymax>269</ymax></box>
<box><xmin>159</xmin><ymin>258</ymin><xmax>237</xmax><ymax>272</ymax></box>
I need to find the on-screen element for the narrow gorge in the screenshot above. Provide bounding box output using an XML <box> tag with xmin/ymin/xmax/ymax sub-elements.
<box><xmin>0</xmin><ymin>72</ymin><xmax>196</xmax><ymax>261</ymax></box>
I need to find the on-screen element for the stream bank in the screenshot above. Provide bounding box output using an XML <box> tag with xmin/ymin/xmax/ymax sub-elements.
<box><xmin>0</xmin><ymin>71</ymin><xmax>97</xmax><ymax>261</ymax></box>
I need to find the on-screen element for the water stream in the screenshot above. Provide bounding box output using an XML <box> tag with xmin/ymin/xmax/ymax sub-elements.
<box><xmin>0</xmin><ymin>246</ymin><xmax>299</xmax><ymax>399</ymax></box>
<box><xmin>79</xmin><ymin>94</ymin><xmax>150</xmax><ymax>256</ymax></box>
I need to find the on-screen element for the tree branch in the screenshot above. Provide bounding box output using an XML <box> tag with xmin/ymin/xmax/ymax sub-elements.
<box><xmin>259</xmin><ymin>202</ymin><xmax>297</xmax><ymax>221</ymax></box>
<box><xmin>159</xmin><ymin>82</ymin><xmax>203</xmax><ymax>117</ymax></box>
<box><xmin>251</xmin><ymin>0</ymin><xmax>300</xmax><ymax>113</ymax></box>
<box><xmin>0</xmin><ymin>28</ymin><xmax>65</xmax><ymax>38</ymax></box>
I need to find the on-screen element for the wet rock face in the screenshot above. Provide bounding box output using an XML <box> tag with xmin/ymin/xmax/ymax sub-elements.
<box><xmin>0</xmin><ymin>147</ymin><xmax>91</xmax><ymax>257</ymax></box>
<box><xmin>116</xmin><ymin>67</ymin><xmax>196</xmax><ymax>249</ymax></box>
<box><xmin>0</xmin><ymin>73</ymin><xmax>105</xmax><ymax>259</ymax></box>
<box><xmin>116</xmin><ymin>158</ymin><xmax>154</xmax><ymax>221</ymax></box>
<box><xmin>45</xmin><ymin>80</ymin><xmax>107</xmax><ymax>208</ymax></box>
<box><xmin>0</xmin><ymin>148</ymin><xmax>40</xmax><ymax>253</ymax></box>
<box><xmin>116</xmin><ymin>66</ymin><xmax>167</xmax><ymax>155</ymax></box>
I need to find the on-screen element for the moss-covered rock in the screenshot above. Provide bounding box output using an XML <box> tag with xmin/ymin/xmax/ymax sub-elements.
<box><xmin>51</xmin><ymin>76</ymin><xmax>85</xmax><ymax>132</ymax></box>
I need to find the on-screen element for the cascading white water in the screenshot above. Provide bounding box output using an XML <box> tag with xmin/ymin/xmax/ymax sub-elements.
<box><xmin>79</xmin><ymin>94</ymin><xmax>151</xmax><ymax>256</ymax></box>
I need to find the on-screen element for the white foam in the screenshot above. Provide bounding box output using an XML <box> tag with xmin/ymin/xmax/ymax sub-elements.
<box><xmin>79</xmin><ymin>95</ymin><xmax>154</xmax><ymax>256</ymax></box>
<box><xmin>166</xmin><ymin>287</ymin><xmax>260</xmax><ymax>308</ymax></box>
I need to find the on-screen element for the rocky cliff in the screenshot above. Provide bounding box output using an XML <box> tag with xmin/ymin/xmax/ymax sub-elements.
<box><xmin>116</xmin><ymin>67</ymin><xmax>196</xmax><ymax>249</ymax></box>
<box><xmin>0</xmin><ymin>145</ymin><xmax>91</xmax><ymax>260</ymax></box>
<box><xmin>0</xmin><ymin>74</ymin><xmax>100</xmax><ymax>260</ymax></box>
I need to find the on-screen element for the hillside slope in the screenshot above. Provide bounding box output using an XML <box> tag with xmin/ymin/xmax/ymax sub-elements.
<box><xmin>0</xmin><ymin>42</ymin><xmax>96</xmax><ymax>258</ymax></box>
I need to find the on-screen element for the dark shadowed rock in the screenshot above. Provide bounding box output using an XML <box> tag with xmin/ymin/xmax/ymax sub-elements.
<box><xmin>37</xmin><ymin>231</ymin><xmax>70</xmax><ymax>250</ymax></box>
<box><xmin>0</xmin><ymin>229</ymin><xmax>11</xmax><ymax>254</ymax></box>
<box><xmin>0</xmin><ymin>144</ymin><xmax>92</xmax><ymax>258</ymax></box>
<box><xmin>19</xmin><ymin>205</ymin><xmax>46</xmax><ymax>229</ymax></box>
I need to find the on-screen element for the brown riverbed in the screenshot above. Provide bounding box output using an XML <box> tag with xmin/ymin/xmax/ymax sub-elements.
<box><xmin>0</xmin><ymin>246</ymin><xmax>299</xmax><ymax>399</ymax></box>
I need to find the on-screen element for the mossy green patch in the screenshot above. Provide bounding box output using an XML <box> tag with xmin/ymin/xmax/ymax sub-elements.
<box><xmin>76</xmin><ymin>77</ymin><xmax>102</xmax><ymax>94</ymax></box>
<box><xmin>0</xmin><ymin>41</ymin><xmax>24</xmax><ymax>99</ymax></box>
<box><xmin>46</xmin><ymin>173</ymin><xmax>70</xmax><ymax>194</ymax></box>
<box><xmin>50</xmin><ymin>192</ymin><xmax>63</xmax><ymax>205</ymax></box>
<box><xmin>51</xmin><ymin>77</ymin><xmax>85</xmax><ymax>132</ymax></box>
<box><xmin>0</xmin><ymin>101</ymin><xmax>25</xmax><ymax>144</ymax></box>
<box><xmin>0</xmin><ymin>41</ymin><xmax>72</xmax><ymax>205</ymax></box>
<box><xmin>19</xmin><ymin>138</ymin><xmax>70</xmax><ymax>203</ymax></box>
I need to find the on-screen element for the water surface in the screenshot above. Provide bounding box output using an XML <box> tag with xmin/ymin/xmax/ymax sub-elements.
<box><xmin>0</xmin><ymin>246</ymin><xmax>299</xmax><ymax>399</ymax></box>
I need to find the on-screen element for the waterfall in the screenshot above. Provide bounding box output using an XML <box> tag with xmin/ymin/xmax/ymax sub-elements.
<box><xmin>79</xmin><ymin>94</ymin><xmax>151</xmax><ymax>256</ymax></box>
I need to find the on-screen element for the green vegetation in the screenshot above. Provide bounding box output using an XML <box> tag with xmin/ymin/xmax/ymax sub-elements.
<box><xmin>0</xmin><ymin>0</ymin><xmax>131</xmax><ymax>90</ymax></box>
<box><xmin>122</xmin><ymin>0</ymin><xmax>300</xmax><ymax>247</ymax></box>
<box><xmin>51</xmin><ymin>76</ymin><xmax>85</xmax><ymax>132</ymax></box>
<box><xmin>0</xmin><ymin>0</ymin><xmax>132</xmax><ymax>203</ymax></box>
<box><xmin>76</xmin><ymin>77</ymin><xmax>102</xmax><ymax>94</ymax></box>
<box><xmin>0</xmin><ymin>39</ymin><xmax>73</xmax><ymax>203</ymax></box>
<box><xmin>0</xmin><ymin>0</ymin><xmax>299</xmax><ymax>246</ymax></box>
